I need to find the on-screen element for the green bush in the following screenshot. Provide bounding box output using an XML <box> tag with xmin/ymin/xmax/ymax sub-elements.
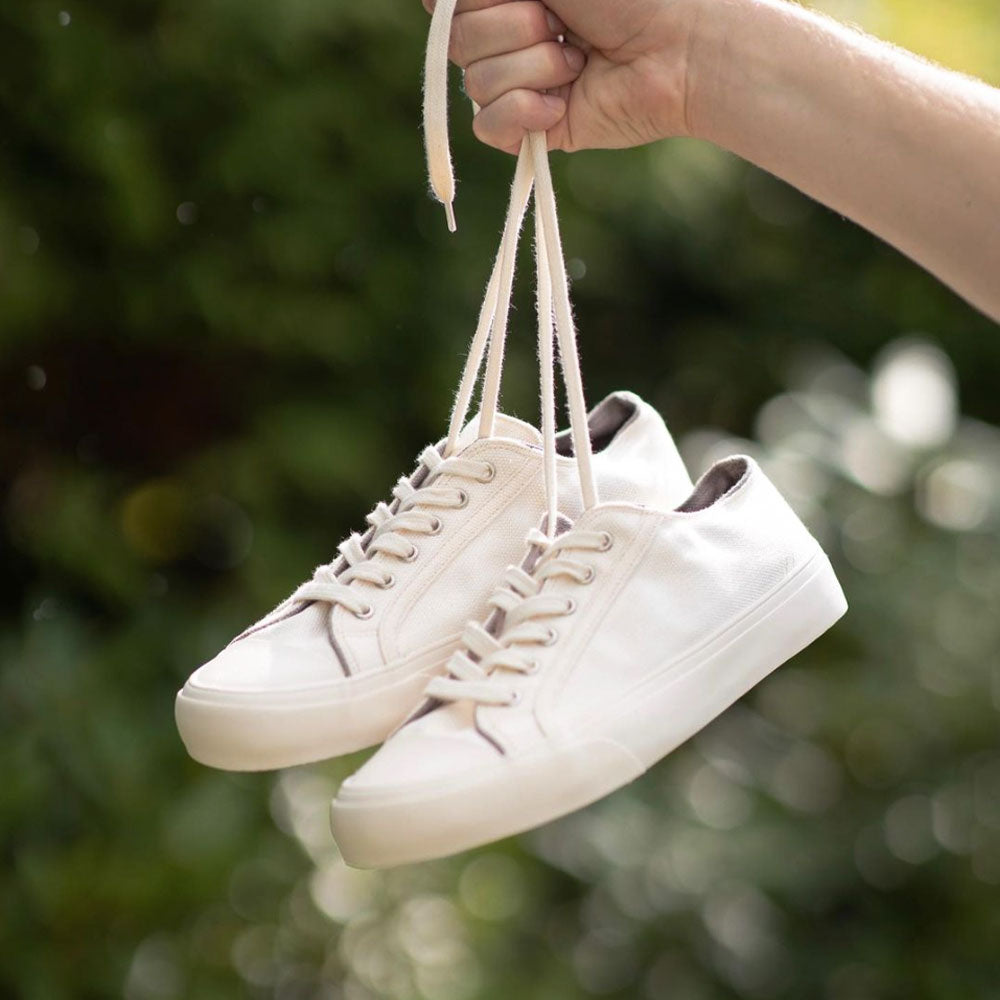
<box><xmin>2</xmin><ymin>3</ymin><xmax>999</xmax><ymax>998</ymax></box>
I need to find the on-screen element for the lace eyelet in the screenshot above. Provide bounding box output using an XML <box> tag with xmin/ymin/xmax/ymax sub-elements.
<box><xmin>598</xmin><ymin>531</ymin><xmax>614</xmax><ymax>552</ymax></box>
<box><xmin>563</xmin><ymin>598</ymin><xmax>577</xmax><ymax>615</ymax></box>
<box><xmin>427</xmin><ymin>516</ymin><xmax>443</xmax><ymax>535</ymax></box>
<box><xmin>543</xmin><ymin>627</ymin><xmax>559</xmax><ymax>647</ymax></box>
<box><xmin>478</xmin><ymin>462</ymin><xmax>496</xmax><ymax>483</ymax></box>
<box><xmin>403</xmin><ymin>545</ymin><xmax>420</xmax><ymax>563</ymax></box>
<box><xmin>507</xmin><ymin>690</ymin><xmax>522</xmax><ymax>707</ymax></box>
<box><xmin>354</xmin><ymin>604</ymin><xmax>374</xmax><ymax>620</ymax></box>
<box><xmin>379</xmin><ymin>574</ymin><xmax>396</xmax><ymax>590</ymax></box>
<box><xmin>580</xmin><ymin>566</ymin><xmax>596</xmax><ymax>584</ymax></box>
<box><xmin>456</xmin><ymin>489</ymin><xmax>470</xmax><ymax>509</ymax></box>
<box><xmin>524</xmin><ymin>658</ymin><xmax>540</xmax><ymax>675</ymax></box>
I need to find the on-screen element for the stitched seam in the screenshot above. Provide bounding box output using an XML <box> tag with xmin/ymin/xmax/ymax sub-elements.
<box><xmin>325</xmin><ymin>611</ymin><xmax>352</xmax><ymax>678</ymax></box>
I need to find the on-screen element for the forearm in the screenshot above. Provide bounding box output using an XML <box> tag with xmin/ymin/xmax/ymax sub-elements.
<box><xmin>687</xmin><ymin>0</ymin><xmax>1000</xmax><ymax>320</ymax></box>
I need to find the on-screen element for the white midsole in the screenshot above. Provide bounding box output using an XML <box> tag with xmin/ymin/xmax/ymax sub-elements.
<box><xmin>175</xmin><ymin>641</ymin><xmax>458</xmax><ymax>772</ymax></box>
<box><xmin>331</xmin><ymin>738</ymin><xmax>645</xmax><ymax>869</ymax></box>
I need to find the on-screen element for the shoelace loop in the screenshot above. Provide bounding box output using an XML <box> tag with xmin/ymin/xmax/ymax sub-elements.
<box><xmin>426</xmin><ymin>528</ymin><xmax>612</xmax><ymax>706</ymax></box>
<box><xmin>292</xmin><ymin>448</ymin><xmax>494</xmax><ymax>619</ymax></box>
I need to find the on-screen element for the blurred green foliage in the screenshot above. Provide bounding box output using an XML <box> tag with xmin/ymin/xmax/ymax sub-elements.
<box><xmin>1</xmin><ymin>2</ymin><xmax>999</xmax><ymax>998</ymax></box>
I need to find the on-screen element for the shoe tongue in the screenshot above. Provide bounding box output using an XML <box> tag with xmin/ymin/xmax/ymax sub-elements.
<box><xmin>456</xmin><ymin>411</ymin><xmax>541</xmax><ymax>450</ymax></box>
<box><xmin>515</xmin><ymin>511</ymin><xmax>572</xmax><ymax>573</ymax></box>
<box><xmin>538</xmin><ymin>512</ymin><xmax>573</xmax><ymax>538</ymax></box>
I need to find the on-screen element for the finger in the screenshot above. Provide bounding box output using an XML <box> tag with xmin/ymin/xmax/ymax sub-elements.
<box><xmin>450</xmin><ymin>2</ymin><xmax>564</xmax><ymax>68</ymax></box>
<box><xmin>472</xmin><ymin>88</ymin><xmax>567</xmax><ymax>153</ymax></box>
<box><xmin>464</xmin><ymin>41</ymin><xmax>585</xmax><ymax>108</ymax></box>
<box><xmin>424</xmin><ymin>0</ymin><xmax>538</xmax><ymax>14</ymax></box>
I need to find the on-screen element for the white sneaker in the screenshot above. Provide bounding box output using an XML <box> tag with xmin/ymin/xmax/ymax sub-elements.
<box><xmin>174</xmin><ymin>392</ymin><xmax>692</xmax><ymax>770</ymax></box>
<box><xmin>330</xmin><ymin>456</ymin><xmax>847</xmax><ymax>867</ymax></box>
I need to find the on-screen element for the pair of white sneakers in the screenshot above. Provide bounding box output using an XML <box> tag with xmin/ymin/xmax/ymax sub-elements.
<box><xmin>176</xmin><ymin>385</ymin><xmax>845</xmax><ymax>870</ymax></box>
<box><xmin>175</xmin><ymin>7</ymin><xmax>847</xmax><ymax>869</ymax></box>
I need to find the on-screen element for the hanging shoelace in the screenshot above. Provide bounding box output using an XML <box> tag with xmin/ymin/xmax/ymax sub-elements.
<box><xmin>283</xmin><ymin>56</ymin><xmax>540</xmax><ymax>626</ymax></box>
<box><xmin>423</xmin><ymin>0</ymin><xmax>598</xmax><ymax>508</ymax></box>
<box><xmin>420</xmin><ymin>0</ymin><xmax>607</xmax><ymax>707</ymax></box>
<box><xmin>296</xmin><ymin>1</ymin><xmax>606</xmax><ymax>632</ymax></box>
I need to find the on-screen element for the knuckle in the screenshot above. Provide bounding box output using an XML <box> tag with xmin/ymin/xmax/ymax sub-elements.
<box><xmin>462</xmin><ymin>62</ymin><xmax>486</xmax><ymax>102</ymax></box>
<box><xmin>517</xmin><ymin>3</ymin><xmax>550</xmax><ymax>47</ymax></box>
<box><xmin>448</xmin><ymin>15</ymin><xmax>468</xmax><ymax>65</ymax></box>
<box><xmin>471</xmin><ymin>111</ymin><xmax>490</xmax><ymax>142</ymax></box>
<box><xmin>471</xmin><ymin>110</ymin><xmax>503</xmax><ymax>149</ymax></box>
<box><xmin>542</xmin><ymin>41</ymin><xmax>569</xmax><ymax>78</ymax></box>
<box><xmin>508</xmin><ymin>89</ymin><xmax>535</xmax><ymax>117</ymax></box>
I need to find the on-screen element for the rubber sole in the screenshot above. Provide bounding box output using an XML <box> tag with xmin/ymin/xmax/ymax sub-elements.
<box><xmin>175</xmin><ymin>647</ymin><xmax>455</xmax><ymax>771</ymax></box>
<box><xmin>330</xmin><ymin>551</ymin><xmax>847</xmax><ymax>867</ymax></box>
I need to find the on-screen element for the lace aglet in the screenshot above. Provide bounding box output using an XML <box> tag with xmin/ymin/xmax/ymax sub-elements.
<box><xmin>444</xmin><ymin>201</ymin><xmax>457</xmax><ymax>233</ymax></box>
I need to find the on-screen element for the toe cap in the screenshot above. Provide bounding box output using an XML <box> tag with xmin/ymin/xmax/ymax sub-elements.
<box><xmin>185</xmin><ymin>621</ymin><xmax>344</xmax><ymax>700</ymax></box>
<box><xmin>339</xmin><ymin>705</ymin><xmax>500</xmax><ymax>797</ymax></box>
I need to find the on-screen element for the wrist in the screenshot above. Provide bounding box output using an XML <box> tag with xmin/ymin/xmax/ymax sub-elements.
<box><xmin>628</xmin><ymin>0</ymin><xmax>714</xmax><ymax>142</ymax></box>
<box><xmin>683</xmin><ymin>0</ymin><xmax>744</xmax><ymax>143</ymax></box>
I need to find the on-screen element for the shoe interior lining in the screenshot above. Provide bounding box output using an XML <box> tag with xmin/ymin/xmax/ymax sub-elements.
<box><xmin>555</xmin><ymin>393</ymin><xmax>637</xmax><ymax>456</ymax></box>
<box><xmin>675</xmin><ymin>457</ymin><xmax>749</xmax><ymax>513</ymax></box>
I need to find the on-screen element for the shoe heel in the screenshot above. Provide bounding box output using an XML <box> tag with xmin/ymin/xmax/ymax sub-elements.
<box><xmin>612</xmin><ymin>550</ymin><xmax>847</xmax><ymax>769</ymax></box>
<box><xmin>786</xmin><ymin>551</ymin><xmax>848</xmax><ymax>648</ymax></box>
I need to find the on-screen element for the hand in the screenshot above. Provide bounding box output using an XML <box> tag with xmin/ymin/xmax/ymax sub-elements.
<box><xmin>425</xmin><ymin>0</ymin><xmax>700</xmax><ymax>153</ymax></box>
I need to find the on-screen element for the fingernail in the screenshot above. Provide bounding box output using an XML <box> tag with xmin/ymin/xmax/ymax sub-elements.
<box><xmin>563</xmin><ymin>46</ymin><xmax>585</xmax><ymax>72</ymax></box>
<box><xmin>541</xmin><ymin>94</ymin><xmax>565</xmax><ymax>112</ymax></box>
<box><xmin>545</xmin><ymin>10</ymin><xmax>566</xmax><ymax>34</ymax></box>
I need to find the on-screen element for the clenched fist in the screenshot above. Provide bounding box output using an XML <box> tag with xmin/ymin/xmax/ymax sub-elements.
<box><xmin>423</xmin><ymin>0</ymin><xmax>700</xmax><ymax>152</ymax></box>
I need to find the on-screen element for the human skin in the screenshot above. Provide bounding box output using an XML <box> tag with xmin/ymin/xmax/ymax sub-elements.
<box><xmin>428</xmin><ymin>0</ymin><xmax>1000</xmax><ymax>322</ymax></box>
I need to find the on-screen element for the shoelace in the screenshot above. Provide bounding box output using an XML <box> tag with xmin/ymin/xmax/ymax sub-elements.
<box><xmin>426</xmin><ymin>527</ymin><xmax>611</xmax><ymax>704</ymax></box>
<box><xmin>286</xmin><ymin>30</ymin><xmax>542</xmax><ymax>624</ymax></box>
<box><xmin>424</xmin><ymin>0</ymin><xmax>597</xmax><ymax>505</ymax></box>
<box><xmin>422</xmin><ymin>2</ymin><xmax>604</xmax><ymax>707</ymax></box>
<box><xmin>265</xmin><ymin>0</ymin><xmax>597</xmax><ymax>632</ymax></box>
<box><xmin>293</xmin><ymin>447</ymin><xmax>494</xmax><ymax>619</ymax></box>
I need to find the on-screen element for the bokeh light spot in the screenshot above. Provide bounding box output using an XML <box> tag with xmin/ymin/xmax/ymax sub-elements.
<box><xmin>457</xmin><ymin>853</ymin><xmax>527</xmax><ymax>921</ymax></box>
<box><xmin>872</xmin><ymin>339</ymin><xmax>957</xmax><ymax>449</ymax></box>
<box><xmin>176</xmin><ymin>201</ymin><xmax>198</xmax><ymax>225</ymax></box>
<box><xmin>917</xmin><ymin>458</ymin><xmax>995</xmax><ymax>531</ymax></box>
<box><xmin>121</xmin><ymin>479</ymin><xmax>192</xmax><ymax>562</ymax></box>
<box><xmin>884</xmin><ymin>794</ymin><xmax>938</xmax><ymax>864</ymax></box>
